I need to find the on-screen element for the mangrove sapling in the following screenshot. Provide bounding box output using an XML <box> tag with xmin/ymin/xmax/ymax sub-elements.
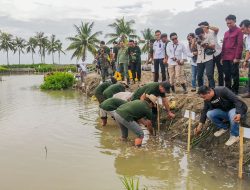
<box><xmin>191</xmin><ymin>126</ymin><xmax>214</xmax><ymax>148</ymax></box>
<box><xmin>120</xmin><ymin>176</ymin><xmax>148</xmax><ymax>190</ymax></box>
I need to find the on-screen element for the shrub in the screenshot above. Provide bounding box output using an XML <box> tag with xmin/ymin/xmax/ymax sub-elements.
<box><xmin>0</xmin><ymin>66</ymin><xmax>9</xmax><ymax>72</ymax></box>
<box><xmin>40</xmin><ymin>72</ymin><xmax>75</xmax><ymax>90</ymax></box>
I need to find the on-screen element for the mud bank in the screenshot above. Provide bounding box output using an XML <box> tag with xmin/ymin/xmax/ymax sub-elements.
<box><xmin>79</xmin><ymin>71</ymin><xmax>250</xmax><ymax>176</ymax></box>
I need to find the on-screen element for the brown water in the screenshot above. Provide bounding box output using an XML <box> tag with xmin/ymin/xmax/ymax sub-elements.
<box><xmin>0</xmin><ymin>75</ymin><xmax>249</xmax><ymax>190</ymax></box>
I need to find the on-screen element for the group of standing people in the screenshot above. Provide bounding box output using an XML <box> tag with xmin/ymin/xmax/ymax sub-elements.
<box><xmin>151</xmin><ymin>14</ymin><xmax>249</xmax><ymax>98</ymax></box>
<box><xmin>95</xmin><ymin>39</ymin><xmax>142</xmax><ymax>85</ymax></box>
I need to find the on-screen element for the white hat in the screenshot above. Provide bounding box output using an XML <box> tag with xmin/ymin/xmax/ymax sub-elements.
<box><xmin>145</xmin><ymin>94</ymin><xmax>158</xmax><ymax>105</ymax></box>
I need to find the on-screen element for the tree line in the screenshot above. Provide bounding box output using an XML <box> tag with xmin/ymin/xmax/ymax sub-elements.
<box><xmin>0</xmin><ymin>17</ymin><xmax>155</xmax><ymax>65</ymax></box>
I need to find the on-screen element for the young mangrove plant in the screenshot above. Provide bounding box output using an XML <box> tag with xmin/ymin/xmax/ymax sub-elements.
<box><xmin>120</xmin><ymin>176</ymin><xmax>148</xmax><ymax>190</ymax></box>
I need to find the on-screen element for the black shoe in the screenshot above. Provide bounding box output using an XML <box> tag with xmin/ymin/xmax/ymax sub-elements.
<box><xmin>171</xmin><ymin>85</ymin><xmax>175</xmax><ymax>93</ymax></box>
<box><xmin>181</xmin><ymin>84</ymin><xmax>188</xmax><ymax>94</ymax></box>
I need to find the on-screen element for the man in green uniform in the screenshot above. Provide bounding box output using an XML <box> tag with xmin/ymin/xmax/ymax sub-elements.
<box><xmin>99</xmin><ymin>98</ymin><xmax>127</xmax><ymax>126</ymax></box>
<box><xmin>131</xmin><ymin>81</ymin><xmax>175</xmax><ymax>118</ymax></box>
<box><xmin>113</xmin><ymin>94</ymin><xmax>157</xmax><ymax>147</ymax></box>
<box><xmin>117</xmin><ymin>40</ymin><xmax>130</xmax><ymax>84</ymax></box>
<box><xmin>97</xmin><ymin>48</ymin><xmax>110</xmax><ymax>82</ymax></box>
<box><xmin>94</xmin><ymin>77</ymin><xmax>117</xmax><ymax>104</ymax></box>
<box><xmin>103</xmin><ymin>83</ymin><xmax>126</xmax><ymax>99</ymax></box>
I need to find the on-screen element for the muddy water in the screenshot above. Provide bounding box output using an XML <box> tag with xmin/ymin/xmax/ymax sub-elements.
<box><xmin>0</xmin><ymin>75</ymin><xmax>249</xmax><ymax>190</ymax></box>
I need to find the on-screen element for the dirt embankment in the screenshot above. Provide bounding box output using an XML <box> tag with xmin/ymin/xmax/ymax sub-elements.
<box><xmin>80</xmin><ymin>71</ymin><xmax>250</xmax><ymax>175</ymax></box>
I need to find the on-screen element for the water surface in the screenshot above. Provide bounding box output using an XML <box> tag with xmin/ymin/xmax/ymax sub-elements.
<box><xmin>0</xmin><ymin>75</ymin><xmax>249</xmax><ymax>190</ymax></box>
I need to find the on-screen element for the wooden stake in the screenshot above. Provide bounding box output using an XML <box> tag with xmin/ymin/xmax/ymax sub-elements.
<box><xmin>238</xmin><ymin>126</ymin><xmax>244</xmax><ymax>179</ymax></box>
<box><xmin>187</xmin><ymin>111</ymin><xmax>192</xmax><ymax>152</ymax></box>
<box><xmin>157</xmin><ymin>100</ymin><xmax>160</xmax><ymax>133</ymax></box>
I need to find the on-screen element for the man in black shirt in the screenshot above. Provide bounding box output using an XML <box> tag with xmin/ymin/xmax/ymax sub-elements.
<box><xmin>128</xmin><ymin>40</ymin><xmax>141</xmax><ymax>83</ymax></box>
<box><xmin>194</xmin><ymin>86</ymin><xmax>248</xmax><ymax>146</ymax></box>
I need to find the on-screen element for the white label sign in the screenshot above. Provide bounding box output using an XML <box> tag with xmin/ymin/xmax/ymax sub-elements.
<box><xmin>243</xmin><ymin>127</ymin><xmax>250</xmax><ymax>139</ymax></box>
<box><xmin>184</xmin><ymin>110</ymin><xmax>196</xmax><ymax>120</ymax></box>
<box><xmin>158</xmin><ymin>98</ymin><xmax>163</xmax><ymax>105</ymax></box>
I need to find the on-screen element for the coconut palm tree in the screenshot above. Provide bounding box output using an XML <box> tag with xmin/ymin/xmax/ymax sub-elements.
<box><xmin>35</xmin><ymin>32</ymin><xmax>48</xmax><ymax>63</ymax></box>
<box><xmin>141</xmin><ymin>28</ymin><xmax>154</xmax><ymax>53</ymax></box>
<box><xmin>105</xmin><ymin>17</ymin><xmax>138</xmax><ymax>44</ymax></box>
<box><xmin>26</xmin><ymin>37</ymin><xmax>37</xmax><ymax>64</ymax></box>
<box><xmin>47</xmin><ymin>34</ymin><xmax>60</xmax><ymax>64</ymax></box>
<box><xmin>13</xmin><ymin>37</ymin><xmax>26</xmax><ymax>65</ymax></box>
<box><xmin>0</xmin><ymin>32</ymin><xmax>14</xmax><ymax>65</ymax></box>
<box><xmin>66</xmin><ymin>21</ymin><xmax>102</xmax><ymax>61</ymax></box>
<box><xmin>56</xmin><ymin>42</ymin><xmax>65</xmax><ymax>64</ymax></box>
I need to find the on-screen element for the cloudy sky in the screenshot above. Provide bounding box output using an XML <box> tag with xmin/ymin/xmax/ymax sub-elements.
<box><xmin>0</xmin><ymin>0</ymin><xmax>249</xmax><ymax>64</ymax></box>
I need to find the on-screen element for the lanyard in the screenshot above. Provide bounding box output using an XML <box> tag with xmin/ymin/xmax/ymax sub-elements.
<box><xmin>173</xmin><ymin>44</ymin><xmax>178</xmax><ymax>57</ymax></box>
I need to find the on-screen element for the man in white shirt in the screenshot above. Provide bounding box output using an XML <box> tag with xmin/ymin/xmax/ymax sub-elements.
<box><xmin>195</xmin><ymin>27</ymin><xmax>216</xmax><ymax>88</ymax></box>
<box><xmin>240</xmin><ymin>19</ymin><xmax>250</xmax><ymax>98</ymax></box>
<box><xmin>166</xmin><ymin>32</ymin><xmax>188</xmax><ymax>93</ymax></box>
<box><xmin>199</xmin><ymin>22</ymin><xmax>223</xmax><ymax>86</ymax></box>
<box><xmin>153</xmin><ymin>30</ymin><xmax>166</xmax><ymax>82</ymax></box>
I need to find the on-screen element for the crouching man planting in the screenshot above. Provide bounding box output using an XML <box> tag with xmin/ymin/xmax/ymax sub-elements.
<box><xmin>194</xmin><ymin>86</ymin><xmax>248</xmax><ymax>146</ymax></box>
<box><xmin>113</xmin><ymin>94</ymin><xmax>158</xmax><ymax>147</ymax></box>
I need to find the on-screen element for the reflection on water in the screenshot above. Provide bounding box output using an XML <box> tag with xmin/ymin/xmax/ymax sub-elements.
<box><xmin>0</xmin><ymin>75</ymin><xmax>249</xmax><ymax>190</ymax></box>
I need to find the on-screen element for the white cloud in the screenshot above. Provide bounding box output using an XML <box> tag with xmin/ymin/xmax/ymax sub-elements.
<box><xmin>0</xmin><ymin>0</ymin><xmax>223</xmax><ymax>21</ymax></box>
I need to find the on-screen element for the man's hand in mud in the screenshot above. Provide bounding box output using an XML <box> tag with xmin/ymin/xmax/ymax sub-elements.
<box><xmin>233</xmin><ymin>114</ymin><xmax>241</xmax><ymax>123</ymax></box>
<box><xmin>168</xmin><ymin>111</ymin><xmax>175</xmax><ymax>119</ymax></box>
<box><xmin>194</xmin><ymin>123</ymin><xmax>203</xmax><ymax>136</ymax></box>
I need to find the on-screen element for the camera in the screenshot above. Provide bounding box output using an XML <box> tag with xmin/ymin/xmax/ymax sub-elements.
<box><xmin>195</xmin><ymin>37</ymin><xmax>202</xmax><ymax>45</ymax></box>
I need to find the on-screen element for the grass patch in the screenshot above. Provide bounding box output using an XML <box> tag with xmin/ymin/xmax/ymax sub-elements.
<box><xmin>40</xmin><ymin>72</ymin><xmax>75</xmax><ymax>90</ymax></box>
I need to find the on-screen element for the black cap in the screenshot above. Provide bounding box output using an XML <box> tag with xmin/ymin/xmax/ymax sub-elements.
<box><xmin>160</xmin><ymin>81</ymin><xmax>171</xmax><ymax>93</ymax></box>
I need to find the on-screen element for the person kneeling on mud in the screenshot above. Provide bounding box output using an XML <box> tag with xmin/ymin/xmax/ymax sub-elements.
<box><xmin>194</xmin><ymin>86</ymin><xmax>248</xmax><ymax>146</ymax></box>
<box><xmin>113</xmin><ymin>94</ymin><xmax>157</xmax><ymax>147</ymax></box>
<box><xmin>99</xmin><ymin>98</ymin><xmax>127</xmax><ymax>126</ymax></box>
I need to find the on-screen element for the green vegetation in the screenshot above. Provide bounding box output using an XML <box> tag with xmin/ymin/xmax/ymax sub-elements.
<box><xmin>0</xmin><ymin>18</ymin><xmax>155</xmax><ymax>65</ymax></box>
<box><xmin>105</xmin><ymin>17</ymin><xmax>138</xmax><ymax>44</ymax></box>
<box><xmin>66</xmin><ymin>21</ymin><xmax>102</xmax><ymax>61</ymax></box>
<box><xmin>0</xmin><ymin>66</ymin><xmax>9</xmax><ymax>72</ymax></box>
<box><xmin>40</xmin><ymin>72</ymin><xmax>75</xmax><ymax>90</ymax></box>
<box><xmin>120</xmin><ymin>176</ymin><xmax>148</xmax><ymax>190</ymax></box>
<box><xmin>0</xmin><ymin>64</ymin><xmax>77</xmax><ymax>72</ymax></box>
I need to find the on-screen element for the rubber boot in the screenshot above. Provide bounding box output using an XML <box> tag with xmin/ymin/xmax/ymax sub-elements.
<box><xmin>134</xmin><ymin>138</ymin><xmax>143</xmax><ymax>147</ymax></box>
<box><xmin>101</xmin><ymin>117</ymin><xmax>107</xmax><ymax>126</ymax></box>
<box><xmin>181</xmin><ymin>83</ymin><xmax>188</xmax><ymax>94</ymax></box>
<box><xmin>171</xmin><ymin>85</ymin><xmax>175</xmax><ymax>93</ymax></box>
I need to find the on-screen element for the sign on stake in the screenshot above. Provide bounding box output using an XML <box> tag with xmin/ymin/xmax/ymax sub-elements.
<box><xmin>184</xmin><ymin>110</ymin><xmax>196</xmax><ymax>152</ymax></box>
<box><xmin>238</xmin><ymin>126</ymin><xmax>250</xmax><ymax>179</ymax></box>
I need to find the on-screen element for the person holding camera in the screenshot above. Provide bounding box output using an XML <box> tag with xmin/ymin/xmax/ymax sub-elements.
<box><xmin>195</xmin><ymin>27</ymin><xmax>216</xmax><ymax>88</ymax></box>
<box><xmin>187</xmin><ymin>33</ymin><xmax>198</xmax><ymax>92</ymax></box>
<box><xmin>198</xmin><ymin>21</ymin><xmax>223</xmax><ymax>86</ymax></box>
<box><xmin>166</xmin><ymin>32</ymin><xmax>188</xmax><ymax>93</ymax></box>
<box><xmin>240</xmin><ymin>19</ymin><xmax>250</xmax><ymax>98</ymax></box>
<box><xmin>221</xmin><ymin>15</ymin><xmax>244</xmax><ymax>95</ymax></box>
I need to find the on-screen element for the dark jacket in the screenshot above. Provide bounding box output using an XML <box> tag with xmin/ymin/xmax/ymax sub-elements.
<box><xmin>200</xmin><ymin>87</ymin><xmax>248</xmax><ymax>123</ymax></box>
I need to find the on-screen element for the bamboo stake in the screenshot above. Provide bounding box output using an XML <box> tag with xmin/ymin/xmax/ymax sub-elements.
<box><xmin>157</xmin><ymin>99</ymin><xmax>160</xmax><ymax>133</ymax></box>
<box><xmin>238</xmin><ymin>126</ymin><xmax>244</xmax><ymax>179</ymax></box>
<box><xmin>187</xmin><ymin>111</ymin><xmax>192</xmax><ymax>152</ymax></box>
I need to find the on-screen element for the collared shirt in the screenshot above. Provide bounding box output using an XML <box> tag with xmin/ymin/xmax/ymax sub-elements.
<box><xmin>166</xmin><ymin>42</ymin><xmax>187</xmax><ymax>66</ymax></box>
<box><xmin>246</xmin><ymin>34</ymin><xmax>250</xmax><ymax>61</ymax></box>
<box><xmin>153</xmin><ymin>40</ymin><xmax>165</xmax><ymax>59</ymax></box>
<box><xmin>206</xmin><ymin>30</ymin><xmax>222</xmax><ymax>57</ymax></box>
<box><xmin>246</xmin><ymin>34</ymin><xmax>250</xmax><ymax>51</ymax></box>
<box><xmin>196</xmin><ymin>34</ymin><xmax>215</xmax><ymax>63</ymax></box>
<box><xmin>186</xmin><ymin>45</ymin><xmax>197</xmax><ymax>66</ymax></box>
<box><xmin>117</xmin><ymin>47</ymin><xmax>129</xmax><ymax>64</ymax></box>
<box><xmin>221</xmin><ymin>26</ymin><xmax>243</xmax><ymax>61</ymax></box>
